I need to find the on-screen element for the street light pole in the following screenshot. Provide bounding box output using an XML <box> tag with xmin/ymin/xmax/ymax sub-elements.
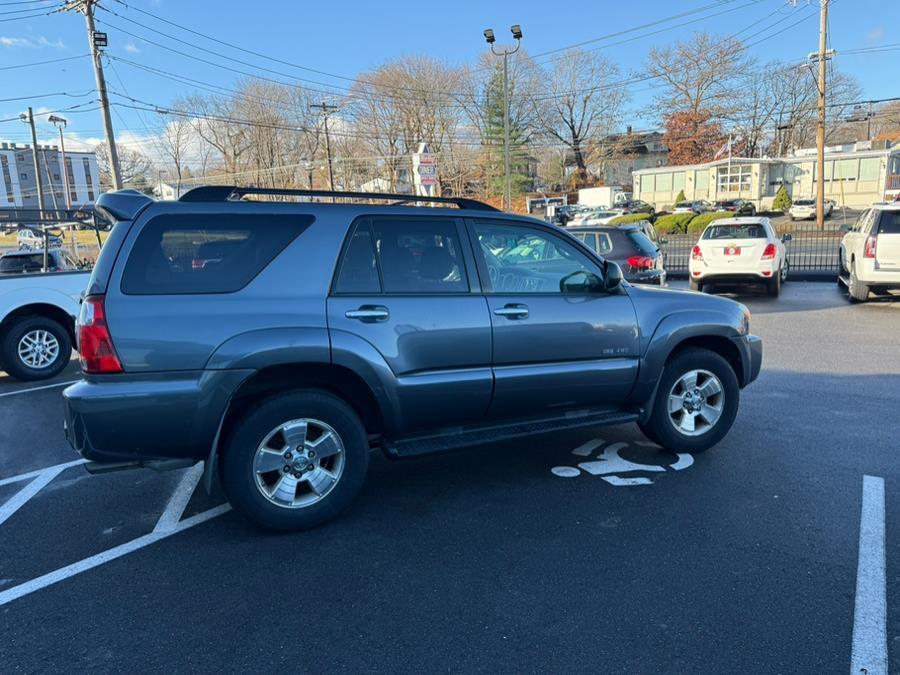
<box><xmin>484</xmin><ymin>25</ymin><xmax>523</xmax><ymax>212</ymax></box>
<box><xmin>49</xmin><ymin>116</ymin><xmax>71</xmax><ymax>211</ymax></box>
<box><xmin>815</xmin><ymin>0</ymin><xmax>828</xmax><ymax>230</ymax></box>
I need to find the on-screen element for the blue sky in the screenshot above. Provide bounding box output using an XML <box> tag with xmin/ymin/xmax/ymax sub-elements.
<box><xmin>1</xmin><ymin>0</ymin><xmax>897</xmax><ymax>154</ymax></box>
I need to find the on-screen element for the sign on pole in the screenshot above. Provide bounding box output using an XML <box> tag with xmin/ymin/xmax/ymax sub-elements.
<box><xmin>412</xmin><ymin>142</ymin><xmax>438</xmax><ymax>197</ymax></box>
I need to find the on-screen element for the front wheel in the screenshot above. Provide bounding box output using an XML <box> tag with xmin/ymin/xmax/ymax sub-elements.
<box><xmin>220</xmin><ymin>390</ymin><xmax>369</xmax><ymax>531</ymax></box>
<box><xmin>640</xmin><ymin>348</ymin><xmax>740</xmax><ymax>454</ymax></box>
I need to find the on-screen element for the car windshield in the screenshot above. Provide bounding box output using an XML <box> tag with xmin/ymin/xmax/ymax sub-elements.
<box><xmin>676</xmin><ymin>202</ymin><xmax>692</xmax><ymax>208</ymax></box>
<box><xmin>703</xmin><ymin>224</ymin><xmax>767</xmax><ymax>240</ymax></box>
<box><xmin>0</xmin><ymin>254</ymin><xmax>46</xmax><ymax>273</ymax></box>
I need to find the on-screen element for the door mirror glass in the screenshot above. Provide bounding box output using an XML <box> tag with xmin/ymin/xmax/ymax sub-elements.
<box><xmin>782</xmin><ymin>233</ymin><xmax>793</xmax><ymax>242</ymax></box>
<box><xmin>559</xmin><ymin>270</ymin><xmax>603</xmax><ymax>293</ymax></box>
<box><xmin>604</xmin><ymin>261</ymin><xmax>624</xmax><ymax>292</ymax></box>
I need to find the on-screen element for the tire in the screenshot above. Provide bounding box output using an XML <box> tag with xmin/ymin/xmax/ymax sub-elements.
<box><xmin>640</xmin><ymin>348</ymin><xmax>740</xmax><ymax>454</ymax></box>
<box><xmin>689</xmin><ymin>278</ymin><xmax>702</xmax><ymax>292</ymax></box>
<box><xmin>1</xmin><ymin>315</ymin><xmax>72</xmax><ymax>381</ymax></box>
<box><xmin>781</xmin><ymin>258</ymin><xmax>789</xmax><ymax>283</ymax></box>
<box><xmin>848</xmin><ymin>262</ymin><xmax>869</xmax><ymax>303</ymax></box>
<box><xmin>220</xmin><ymin>389</ymin><xmax>370</xmax><ymax>531</ymax></box>
<box><xmin>766</xmin><ymin>271</ymin><xmax>781</xmax><ymax>297</ymax></box>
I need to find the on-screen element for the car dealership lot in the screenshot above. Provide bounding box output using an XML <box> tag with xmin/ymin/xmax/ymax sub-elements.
<box><xmin>0</xmin><ymin>282</ymin><xmax>897</xmax><ymax>673</ymax></box>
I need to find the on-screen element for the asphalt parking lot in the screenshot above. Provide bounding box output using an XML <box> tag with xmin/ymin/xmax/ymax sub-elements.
<box><xmin>0</xmin><ymin>281</ymin><xmax>897</xmax><ymax>673</ymax></box>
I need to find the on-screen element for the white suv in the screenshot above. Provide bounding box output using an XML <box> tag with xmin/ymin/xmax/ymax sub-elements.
<box><xmin>689</xmin><ymin>217</ymin><xmax>790</xmax><ymax>297</ymax></box>
<box><xmin>838</xmin><ymin>203</ymin><xmax>900</xmax><ymax>302</ymax></box>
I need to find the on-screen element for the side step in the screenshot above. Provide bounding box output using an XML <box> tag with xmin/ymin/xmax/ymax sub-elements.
<box><xmin>84</xmin><ymin>459</ymin><xmax>197</xmax><ymax>475</ymax></box>
<box><xmin>383</xmin><ymin>409</ymin><xmax>640</xmax><ymax>458</ymax></box>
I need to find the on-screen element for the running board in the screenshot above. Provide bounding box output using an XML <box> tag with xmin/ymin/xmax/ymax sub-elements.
<box><xmin>383</xmin><ymin>409</ymin><xmax>640</xmax><ymax>458</ymax></box>
<box><xmin>84</xmin><ymin>459</ymin><xmax>198</xmax><ymax>475</ymax></box>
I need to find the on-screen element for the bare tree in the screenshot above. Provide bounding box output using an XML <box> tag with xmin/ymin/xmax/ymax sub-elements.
<box><xmin>157</xmin><ymin>101</ymin><xmax>193</xmax><ymax>191</ymax></box>
<box><xmin>531</xmin><ymin>49</ymin><xmax>627</xmax><ymax>186</ymax></box>
<box><xmin>94</xmin><ymin>141</ymin><xmax>154</xmax><ymax>191</ymax></box>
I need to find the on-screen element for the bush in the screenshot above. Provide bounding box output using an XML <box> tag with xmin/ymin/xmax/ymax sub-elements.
<box><xmin>687</xmin><ymin>210</ymin><xmax>736</xmax><ymax>234</ymax></box>
<box><xmin>653</xmin><ymin>213</ymin><xmax>695</xmax><ymax>234</ymax></box>
<box><xmin>772</xmin><ymin>185</ymin><xmax>792</xmax><ymax>212</ymax></box>
<box><xmin>674</xmin><ymin>189</ymin><xmax>686</xmax><ymax>204</ymax></box>
<box><xmin>608</xmin><ymin>213</ymin><xmax>649</xmax><ymax>225</ymax></box>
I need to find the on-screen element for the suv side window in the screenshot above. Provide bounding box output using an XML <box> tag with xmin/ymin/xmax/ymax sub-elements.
<box><xmin>472</xmin><ymin>220</ymin><xmax>601</xmax><ymax>294</ymax></box>
<box><xmin>876</xmin><ymin>210</ymin><xmax>900</xmax><ymax>234</ymax></box>
<box><xmin>121</xmin><ymin>214</ymin><xmax>312</xmax><ymax>295</ymax></box>
<box><xmin>334</xmin><ymin>216</ymin><xmax>469</xmax><ymax>294</ymax></box>
<box><xmin>852</xmin><ymin>209</ymin><xmax>870</xmax><ymax>233</ymax></box>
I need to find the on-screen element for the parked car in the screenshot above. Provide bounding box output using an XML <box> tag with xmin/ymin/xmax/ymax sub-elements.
<box><xmin>689</xmin><ymin>217</ymin><xmax>791</xmax><ymax>297</ymax></box>
<box><xmin>0</xmin><ymin>249</ymin><xmax>77</xmax><ymax>275</ymax></box>
<box><xmin>17</xmin><ymin>227</ymin><xmax>63</xmax><ymax>250</ymax></box>
<box><xmin>64</xmin><ymin>187</ymin><xmax>762</xmax><ymax>531</ymax></box>
<box><xmin>618</xmin><ymin>199</ymin><xmax>656</xmax><ymax>221</ymax></box>
<box><xmin>575</xmin><ymin>209</ymin><xmax>624</xmax><ymax>226</ymax></box>
<box><xmin>625</xmin><ymin>219</ymin><xmax>665</xmax><ymax>248</ymax></box>
<box><xmin>714</xmin><ymin>199</ymin><xmax>756</xmax><ymax>216</ymax></box>
<box><xmin>0</xmin><ymin>261</ymin><xmax>88</xmax><ymax>380</ymax></box>
<box><xmin>674</xmin><ymin>200</ymin><xmax>711</xmax><ymax>215</ymax></box>
<box><xmin>789</xmin><ymin>198</ymin><xmax>833</xmax><ymax>221</ymax></box>
<box><xmin>838</xmin><ymin>203</ymin><xmax>900</xmax><ymax>302</ymax></box>
<box><xmin>568</xmin><ymin>224</ymin><xmax>666</xmax><ymax>286</ymax></box>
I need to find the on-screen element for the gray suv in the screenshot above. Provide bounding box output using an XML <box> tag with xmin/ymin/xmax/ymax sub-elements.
<box><xmin>64</xmin><ymin>187</ymin><xmax>762</xmax><ymax>530</ymax></box>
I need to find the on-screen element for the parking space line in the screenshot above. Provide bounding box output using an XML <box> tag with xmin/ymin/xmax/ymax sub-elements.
<box><xmin>850</xmin><ymin>475</ymin><xmax>887</xmax><ymax>675</ymax></box>
<box><xmin>153</xmin><ymin>463</ymin><xmax>204</xmax><ymax>534</ymax></box>
<box><xmin>0</xmin><ymin>465</ymin><xmax>70</xmax><ymax>526</ymax></box>
<box><xmin>0</xmin><ymin>459</ymin><xmax>86</xmax><ymax>488</ymax></box>
<box><xmin>0</xmin><ymin>504</ymin><xmax>231</xmax><ymax>607</ymax></box>
<box><xmin>0</xmin><ymin>380</ymin><xmax>78</xmax><ymax>399</ymax></box>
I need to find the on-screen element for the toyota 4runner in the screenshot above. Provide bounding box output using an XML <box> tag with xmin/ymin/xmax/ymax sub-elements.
<box><xmin>64</xmin><ymin>187</ymin><xmax>762</xmax><ymax>530</ymax></box>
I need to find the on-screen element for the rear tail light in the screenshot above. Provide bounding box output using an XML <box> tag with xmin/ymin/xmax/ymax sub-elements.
<box><xmin>864</xmin><ymin>235</ymin><xmax>877</xmax><ymax>258</ymax></box>
<box><xmin>761</xmin><ymin>243</ymin><xmax>777</xmax><ymax>260</ymax></box>
<box><xmin>78</xmin><ymin>295</ymin><xmax>123</xmax><ymax>374</ymax></box>
<box><xmin>691</xmin><ymin>245</ymin><xmax>703</xmax><ymax>261</ymax></box>
<box><xmin>626</xmin><ymin>255</ymin><xmax>656</xmax><ymax>269</ymax></box>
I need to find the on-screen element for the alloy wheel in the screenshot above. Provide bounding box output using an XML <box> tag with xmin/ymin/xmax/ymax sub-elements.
<box><xmin>17</xmin><ymin>329</ymin><xmax>60</xmax><ymax>369</ymax></box>
<box><xmin>667</xmin><ymin>369</ymin><xmax>725</xmax><ymax>437</ymax></box>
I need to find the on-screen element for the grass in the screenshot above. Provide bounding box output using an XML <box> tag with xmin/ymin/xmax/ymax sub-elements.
<box><xmin>0</xmin><ymin>229</ymin><xmax>109</xmax><ymax>247</ymax></box>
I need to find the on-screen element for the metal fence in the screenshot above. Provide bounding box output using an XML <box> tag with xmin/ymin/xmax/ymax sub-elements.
<box><xmin>661</xmin><ymin>223</ymin><xmax>843</xmax><ymax>276</ymax></box>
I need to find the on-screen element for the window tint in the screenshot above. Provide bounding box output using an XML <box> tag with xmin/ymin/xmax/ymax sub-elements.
<box><xmin>703</xmin><ymin>224</ymin><xmax>766</xmax><ymax>240</ymax></box>
<box><xmin>0</xmin><ymin>255</ymin><xmax>43</xmax><ymax>273</ymax></box>
<box><xmin>334</xmin><ymin>222</ymin><xmax>379</xmax><ymax>293</ymax></box>
<box><xmin>627</xmin><ymin>231</ymin><xmax>658</xmax><ymax>255</ymax></box>
<box><xmin>372</xmin><ymin>217</ymin><xmax>467</xmax><ymax>294</ymax></box>
<box><xmin>473</xmin><ymin>221</ymin><xmax>600</xmax><ymax>294</ymax></box>
<box><xmin>877</xmin><ymin>211</ymin><xmax>900</xmax><ymax>235</ymax></box>
<box><xmin>121</xmin><ymin>214</ymin><xmax>311</xmax><ymax>295</ymax></box>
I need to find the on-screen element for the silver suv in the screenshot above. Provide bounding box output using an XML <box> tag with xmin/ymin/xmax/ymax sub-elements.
<box><xmin>64</xmin><ymin>187</ymin><xmax>762</xmax><ymax>530</ymax></box>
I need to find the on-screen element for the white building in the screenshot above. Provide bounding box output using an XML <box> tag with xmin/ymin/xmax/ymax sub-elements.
<box><xmin>632</xmin><ymin>141</ymin><xmax>900</xmax><ymax>210</ymax></box>
<box><xmin>0</xmin><ymin>142</ymin><xmax>101</xmax><ymax>210</ymax></box>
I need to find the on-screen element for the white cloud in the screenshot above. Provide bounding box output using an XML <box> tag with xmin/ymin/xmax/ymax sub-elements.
<box><xmin>867</xmin><ymin>28</ymin><xmax>885</xmax><ymax>44</ymax></box>
<box><xmin>0</xmin><ymin>35</ymin><xmax>66</xmax><ymax>49</ymax></box>
<box><xmin>124</xmin><ymin>42</ymin><xmax>140</xmax><ymax>54</ymax></box>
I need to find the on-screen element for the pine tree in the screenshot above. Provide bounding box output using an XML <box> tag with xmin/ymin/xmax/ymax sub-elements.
<box><xmin>675</xmin><ymin>189</ymin><xmax>686</xmax><ymax>204</ymax></box>
<box><xmin>482</xmin><ymin>66</ymin><xmax>532</xmax><ymax>197</ymax></box>
<box><xmin>772</xmin><ymin>185</ymin><xmax>792</xmax><ymax>212</ymax></box>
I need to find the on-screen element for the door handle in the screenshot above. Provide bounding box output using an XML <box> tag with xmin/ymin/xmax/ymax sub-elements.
<box><xmin>493</xmin><ymin>304</ymin><xmax>529</xmax><ymax>319</ymax></box>
<box><xmin>345</xmin><ymin>305</ymin><xmax>389</xmax><ymax>322</ymax></box>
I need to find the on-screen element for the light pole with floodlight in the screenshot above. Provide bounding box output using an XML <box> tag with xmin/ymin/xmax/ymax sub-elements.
<box><xmin>48</xmin><ymin>115</ymin><xmax>71</xmax><ymax>211</ymax></box>
<box><xmin>484</xmin><ymin>24</ymin><xmax>522</xmax><ymax>211</ymax></box>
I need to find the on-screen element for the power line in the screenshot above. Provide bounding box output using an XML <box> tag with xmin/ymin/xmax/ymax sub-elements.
<box><xmin>0</xmin><ymin>53</ymin><xmax>90</xmax><ymax>71</ymax></box>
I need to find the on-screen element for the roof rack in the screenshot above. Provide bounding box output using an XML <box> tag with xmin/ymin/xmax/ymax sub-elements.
<box><xmin>178</xmin><ymin>186</ymin><xmax>499</xmax><ymax>211</ymax></box>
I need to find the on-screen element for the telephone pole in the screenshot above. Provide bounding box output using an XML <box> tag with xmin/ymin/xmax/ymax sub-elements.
<box><xmin>309</xmin><ymin>101</ymin><xmax>339</xmax><ymax>191</ymax></box>
<box><xmin>815</xmin><ymin>0</ymin><xmax>828</xmax><ymax>230</ymax></box>
<box><xmin>19</xmin><ymin>108</ymin><xmax>48</xmax><ymax>270</ymax></box>
<box><xmin>65</xmin><ymin>0</ymin><xmax>122</xmax><ymax>190</ymax></box>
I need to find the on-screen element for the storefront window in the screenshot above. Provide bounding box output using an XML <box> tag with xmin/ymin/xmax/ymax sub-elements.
<box><xmin>716</xmin><ymin>165</ymin><xmax>752</xmax><ymax>193</ymax></box>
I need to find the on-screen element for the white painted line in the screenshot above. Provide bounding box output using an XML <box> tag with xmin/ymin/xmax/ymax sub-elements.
<box><xmin>0</xmin><ymin>503</ymin><xmax>231</xmax><ymax>607</ymax></box>
<box><xmin>0</xmin><ymin>459</ymin><xmax>86</xmax><ymax>488</ymax></box>
<box><xmin>670</xmin><ymin>454</ymin><xmax>694</xmax><ymax>471</ymax></box>
<box><xmin>571</xmin><ymin>439</ymin><xmax>603</xmax><ymax>456</ymax></box>
<box><xmin>601</xmin><ymin>476</ymin><xmax>653</xmax><ymax>486</ymax></box>
<box><xmin>850</xmin><ymin>475</ymin><xmax>887</xmax><ymax>675</ymax></box>
<box><xmin>0</xmin><ymin>465</ymin><xmax>69</xmax><ymax>526</ymax></box>
<box><xmin>153</xmin><ymin>463</ymin><xmax>203</xmax><ymax>534</ymax></box>
<box><xmin>0</xmin><ymin>380</ymin><xmax>78</xmax><ymax>399</ymax></box>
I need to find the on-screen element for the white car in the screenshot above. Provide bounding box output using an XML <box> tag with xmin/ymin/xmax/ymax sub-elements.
<box><xmin>674</xmin><ymin>200</ymin><xmax>711</xmax><ymax>214</ymax></box>
<box><xmin>688</xmin><ymin>217</ymin><xmax>791</xmax><ymax>297</ymax></box>
<box><xmin>838</xmin><ymin>203</ymin><xmax>900</xmax><ymax>302</ymax></box>
<box><xmin>789</xmin><ymin>198</ymin><xmax>833</xmax><ymax>221</ymax></box>
<box><xmin>577</xmin><ymin>209</ymin><xmax>624</xmax><ymax>226</ymax></box>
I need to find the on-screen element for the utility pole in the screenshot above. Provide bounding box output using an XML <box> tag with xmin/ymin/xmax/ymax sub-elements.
<box><xmin>49</xmin><ymin>115</ymin><xmax>71</xmax><ymax>211</ymax></box>
<box><xmin>65</xmin><ymin>0</ymin><xmax>122</xmax><ymax>190</ymax></box>
<box><xmin>20</xmin><ymin>108</ymin><xmax>49</xmax><ymax>271</ymax></box>
<box><xmin>309</xmin><ymin>101</ymin><xmax>338</xmax><ymax>191</ymax></box>
<box><xmin>484</xmin><ymin>25</ymin><xmax>523</xmax><ymax>212</ymax></box>
<box><xmin>815</xmin><ymin>0</ymin><xmax>828</xmax><ymax>230</ymax></box>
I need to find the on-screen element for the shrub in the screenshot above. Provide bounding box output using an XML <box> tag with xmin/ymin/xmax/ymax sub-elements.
<box><xmin>654</xmin><ymin>213</ymin><xmax>695</xmax><ymax>234</ymax></box>
<box><xmin>772</xmin><ymin>185</ymin><xmax>792</xmax><ymax>212</ymax></box>
<box><xmin>687</xmin><ymin>210</ymin><xmax>736</xmax><ymax>234</ymax></box>
<box><xmin>674</xmin><ymin>189</ymin><xmax>686</xmax><ymax>204</ymax></box>
<box><xmin>608</xmin><ymin>213</ymin><xmax>649</xmax><ymax>225</ymax></box>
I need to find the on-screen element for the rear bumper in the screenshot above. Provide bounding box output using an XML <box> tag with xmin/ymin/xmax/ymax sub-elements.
<box><xmin>690</xmin><ymin>271</ymin><xmax>775</xmax><ymax>284</ymax></box>
<box><xmin>626</xmin><ymin>269</ymin><xmax>666</xmax><ymax>286</ymax></box>
<box><xmin>63</xmin><ymin>369</ymin><xmax>253</xmax><ymax>463</ymax></box>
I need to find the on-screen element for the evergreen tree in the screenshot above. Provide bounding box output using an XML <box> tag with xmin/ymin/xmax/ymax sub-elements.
<box><xmin>482</xmin><ymin>66</ymin><xmax>532</xmax><ymax>197</ymax></box>
<box><xmin>772</xmin><ymin>185</ymin><xmax>792</xmax><ymax>212</ymax></box>
<box><xmin>675</xmin><ymin>189</ymin><xmax>686</xmax><ymax>204</ymax></box>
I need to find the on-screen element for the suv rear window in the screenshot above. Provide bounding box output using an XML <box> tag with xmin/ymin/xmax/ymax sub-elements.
<box><xmin>876</xmin><ymin>211</ymin><xmax>900</xmax><ymax>234</ymax></box>
<box><xmin>0</xmin><ymin>254</ymin><xmax>43</xmax><ymax>273</ymax></box>
<box><xmin>703</xmin><ymin>224</ymin><xmax>766</xmax><ymax>240</ymax></box>
<box><xmin>121</xmin><ymin>214</ymin><xmax>312</xmax><ymax>295</ymax></box>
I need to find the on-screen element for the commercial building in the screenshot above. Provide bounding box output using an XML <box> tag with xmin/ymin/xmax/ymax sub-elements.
<box><xmin>632</xmin><ymin>141</ymin><xmax>900</xmax><ymax>210</ymax></box>
<box><xmin>0</xmin><ymin>142</ymin><xmax>100</xmax><ymax>211</ymax></box>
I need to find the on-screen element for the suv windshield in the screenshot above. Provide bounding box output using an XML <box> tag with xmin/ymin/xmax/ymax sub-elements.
<box><xmin>703</xmin><ymin>224</ymin><xmax>767</xmax><ymax>240</ymax></box>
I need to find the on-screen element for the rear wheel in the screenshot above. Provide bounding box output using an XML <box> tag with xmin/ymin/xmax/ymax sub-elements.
<box><xmin>640</xmin><ymin>348</ymin><xmax>740</xmax><ymax>454</ymax></box>
<box><xmin>1</xmin><ymin>315</ymin><xmax>72</xmax><ymax>381</ymax></box>
<box><xmin>220</xmin><ymin>390</ymin><xmax>369</xmax><ymax>531</ymax></box>
<box><xmin>848</xmin><ymin>262</ymin><xmax>869</xmax><ymax>302</ymax></box>
<box><xmin>766</xmin><ymin>271</ymin><xmax>781</xmax><ymax>297</ymax></box>
<box><xmin>689</xmin><ymin>278</ymin><xmax>702</xmax><ymax>292</ymax></box>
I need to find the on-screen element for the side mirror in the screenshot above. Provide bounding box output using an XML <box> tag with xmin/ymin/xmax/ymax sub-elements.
<box><xmin>782</xmin><ymin>233</ymin><xmax>792</xmax><ymax>242</ymax></box>
<box><xmin>659</xmin><ymin>237</ymin><xmax>668</xmax><ymax>245</ymax></box>
<box><xmin>560</xmin><ymin>270</ymin><xmax>604</xmax><ymax>294</ymax></box>
<box><xmin>839</xmin><ymin>224</ymin><xmax>850</xmax><ymax>233</ymax></box>
<box><xmin>604</xmin><ymin>261</ymin><xmax>624</xmax><ymax>292</ymax></box>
